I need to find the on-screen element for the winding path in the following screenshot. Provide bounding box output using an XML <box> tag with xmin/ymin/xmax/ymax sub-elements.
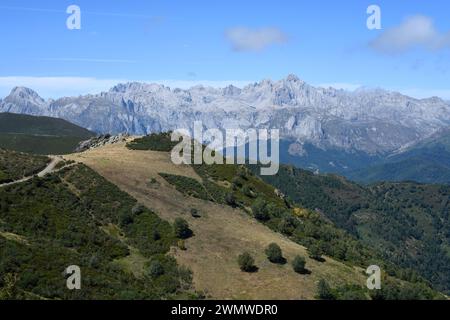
<box><xmin>0</xmin><ymin>156</ymin><xmax>63</xmax><ymax>188</ymax></box>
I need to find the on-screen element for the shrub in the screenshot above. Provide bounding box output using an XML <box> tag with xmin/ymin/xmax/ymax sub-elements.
<box><xmin>278</xmin><ymin>216</ymin><xmax>296</xmax><ymax>235</ymax></box>
<box><xmin>317</xmin><ymin>279</ymin><xmax>335</xmax><ymax>300</ymax></box>
<box><xmin>173</xmin><ymin>218</ymin><xmax>192</xmax><ymax>239</ymax></box>
<box><xmin>190</xmin><ymin>208</ymin><xmax>201</xmax><ymax>218</ymax></box>
<box><xmin>238</xmin><ymin>252</ymin><xmax>256</xmax><ymax>272</ymax></box>
<box><xmin>225</xmin><ymin>193</ymin><xmax>237</xmax><ymax>207</ymax></box>
<box><xmin>151</xmin><ymin>229</ymin><xmax>161</xmax><ymax>241</ymax></box>
<box><xmin>292</xmin><ymin>255</ymin><xmax>307</xmax><ymax>274</ymax></box>
<box><xmin>131</xmin><ymin>204</ymin><xmax>144</xmax><ymax>215</ymax></box>
<box><xmin>148</xmin><ymin>260</ymin><xmax>164</xmax><ymax>278</ymax></box>
<box><xmin>237</xmin><ymin>167</ymin><xmax>248</xmax><ymax>180</ymax></box>
<box><xmin>308</xmin><ymin>243</ymin><xmax>324</xmax><ymax>261</ymax></box>
<box><xmin>231</xmin><ymin>177</ymin><xmax>242</xmax><ymax>188</ymax></box>
<box><xmin>252</xmin><ymin>198</ymin><xmax>270</xmax><ymax>221</ymax></box>
<box><xmin>265</xmin><ymin>243</ymin><xmax>284</xmax><ymax>263</ymax></box>
<box><xmin>119</xmin><ymin>211</ymin><xmax>134</xmax><ymax>226</ymax></box>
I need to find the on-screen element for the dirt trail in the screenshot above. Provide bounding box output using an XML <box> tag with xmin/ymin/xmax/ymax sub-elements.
<box><xmin>0</xmin><ymin>156</ymin><xmax>63</xmax><ymax>188</ymax></box>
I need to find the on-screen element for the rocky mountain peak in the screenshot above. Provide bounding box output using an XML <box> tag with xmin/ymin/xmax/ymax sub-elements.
<box><xmin>1</xmin><ymin>75</ymin><xmax>450</xmax><ymax>155</ymax></box>
<box><xmin>7</xmin><ymin>86</ymin><xmax>44</xmax><ymax>102</ymax></box>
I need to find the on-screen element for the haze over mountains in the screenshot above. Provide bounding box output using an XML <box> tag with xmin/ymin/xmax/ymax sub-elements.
<box><xmin>1</xmin><ymin>74</ymin><xmax>450</xmax><ymax>178</ymax></box>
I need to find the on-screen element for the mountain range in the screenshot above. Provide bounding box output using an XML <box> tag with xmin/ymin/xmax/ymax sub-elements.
<box><xmin>1</xmin><ymin>74</ymin><xmax>450</xmax><ymax>180</ymax></box>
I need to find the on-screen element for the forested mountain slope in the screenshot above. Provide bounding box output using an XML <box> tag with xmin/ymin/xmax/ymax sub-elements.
<box><xmin>255</xmin><ymin>165</ymin><xmax>450</xmax><ymax>294</ymax></box>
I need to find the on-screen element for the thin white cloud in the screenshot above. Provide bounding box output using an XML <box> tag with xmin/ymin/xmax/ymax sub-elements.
<box><xmin>0</xmin><ymin>5</ymin><xmax>156</xmax><ymax>19</ymax></box>
<box><xmin>38</xmin><ymin>58</ymin><xmax>139</xmax><ymax>64</ymax></box>
<box><xmin>0</xmin><ymin>76</ymin><xmax>252</xmax><ymax>99</ymax></box>
<box><xmin>370</xmin><ymin>15</ymin><xmax>450</xmax><ymax>54</ymax></box>
<box><xmin>225</xmin><ymin>27</ymin><xmax>288</xmax><ymax>52</ymax></box>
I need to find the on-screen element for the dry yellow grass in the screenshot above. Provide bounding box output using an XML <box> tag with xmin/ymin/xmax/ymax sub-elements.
<box><xmin>66</xmin><ymin>142</ymin><xmax>366</xmax><ymax>300</ymax></box>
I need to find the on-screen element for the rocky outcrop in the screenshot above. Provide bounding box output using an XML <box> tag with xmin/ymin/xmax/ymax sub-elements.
<box><xmin>75</xmin><ymin>134</ymin><xmax>129</xmax><ymax>153</ymax></box>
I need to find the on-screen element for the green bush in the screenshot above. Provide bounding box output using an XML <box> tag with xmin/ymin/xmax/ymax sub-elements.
<box><xmin>308</xmin><ymin>243</ymin><xmax>324</xmax><ymax>261</ymax></box>
<box><xmin>148</xmin><ymin>260</ymin><xmax>164</xmax><ymax>278</ymax></box>
<box><xmin>252</xmin><ymin>198</ymin><xmax>270</xmax><ymax>221</ymax></box>
<box><xmin>190</xmin><ymin>208</ymin><xmax>201</xmax><ymax>218</ymax></box>
<box><xmin>292</xmin><ymin>255</ymin><xmax>307</xmax><ymax>274</ymax></box>
<box><xmin>131</xmin><ymin>204</ymin><xmax>144</xmax><ymax>215</ymax></box>
<box><xmin>119</xmin><ymin>211</ymin><xmax>134</xmax><ymax>226</ymax></box>
<box><xmin>238</xmin><ymin>252</ymin><xmax>256</xmax><ymax>272</ymax></box>
<box><xmin>173</xmin><ymin>218</ymin><xmax>192</xmax><ymax>239</ymax></box>
<box><xmin>317</xmin><ymin>279</ymin><xmax>336</xmax><ymax>300</ymax></box>
<box><xmin>265</xmin><ymin>243</ymin><xmax>284</xmax><ymax>264</ymax></box>
<box><xmin>225</xmin><ymin>193</ymin><xmax>237</xmax><ymax>207</ymax></box>
<box><xmin>126</xmin><ymin>132</ymin><xmax>179</xmax><ymax>152</ymax></box>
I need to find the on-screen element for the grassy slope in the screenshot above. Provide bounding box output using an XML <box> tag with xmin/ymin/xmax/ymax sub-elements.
<box><xmin>0</xmin><ymin>163</ymin><xmax>194</xmax><ymax>300</ymax></box>
<box><xmin>67</xmin><ymin>139</ymin><xmax>442</xmax><ymax>300</ymax></box>
<box><xmin>0</xmin><ymin>113</ymin><xmax>95</xmax><ymax>155</ymax></box>
<box><xmin>66</xmin><ymin>142</ymin><xmax>370</xmax><ymax>299</ymax></box>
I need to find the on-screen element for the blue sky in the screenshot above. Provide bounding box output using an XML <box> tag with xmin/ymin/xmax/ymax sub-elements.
<box><xmin>0</xmin><ymin>0</ymin><xmax>449</xmax><ymax>98</ymax></box>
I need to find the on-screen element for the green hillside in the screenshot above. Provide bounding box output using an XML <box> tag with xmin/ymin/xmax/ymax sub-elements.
<box><xmin>127</xmin><ymin>133</ymin><xmax>443</xmax><ymax>299</ymax></box>
<box><xmin>0</xmin><ymin>164</ymin><xmax>195</xmax><ymax>299</ymax></box>
<box><xmin>0</xmin><ymin>149</ymin><xmax>49</xmax><ymax>184</ymax></box>
<box><xmin>0</xmin><ymin>133</ymin><xmax>445</xmax><ymax>300</ymax></box>
<box><xmin>255</xmin><ymin>164</ymin><xmax>450</xmax><ymax>294</ymax></box>
<box><xmin>0</xmin><ymin>113</ymin><xmax>95</xmax><ymax>155</ymax></box>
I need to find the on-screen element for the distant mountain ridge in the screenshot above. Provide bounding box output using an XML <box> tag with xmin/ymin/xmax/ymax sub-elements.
<box><xmin>1</xmin><ymin>75</ymin><xmax>449</xmax><ymax>151</ymax></box>
<box><xmin>1</xmin><ymin>75</ymin><xmax>450</xmax><ymax>173</ymax></box>
<box><xmin>348</xmin><ymin>128</ymin><xmax>450</xmax><ymax>184</ymax></box>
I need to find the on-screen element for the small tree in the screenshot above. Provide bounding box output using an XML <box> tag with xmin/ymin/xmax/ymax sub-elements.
<box><xmin>151</xmin><ymin>229</ymin><xmax>161</xmax><ymax>241</ymax></box>
<box><xmin>225</xmin><ymin>193</ymin><xmax>237</xmax><ymax>207</ymax></box>
<box><xmin>308</xmin><ymin>243</ymin><xmax>324</xmax><ymax>261</ymax></box>
<box><xmin>237</xmin><ymin>167</ymin><xmax>248</xmax><ymax>180</ymax></box>
<box><xmin>190</xmin><ymin>208</ymin><xmax>201</xmax><ymax>218</ymax></box>
<box><xmin>265</xmin><ymin>243</ymin><xmax>284</xmax><ymax>263</ymax></box>
<box><xmin>278</xmin><ymin>216</ymin><xmax>296</xmax><ymax>235</ymax></box>
<box><xmin>252</xmin><ymin>198</ymin><xmax>270</xmax><ymax>221</ymax></box>
<box><xmin>238</xmin><ymin>252</ymin><xmax>256</xmax><ymax>272</ymax></box>
<box><xmin>119</xmin><ymin>211</ymin><xmax>134</xmax><ymax>226</ymax></box>
<box><xmin>292</xmin><ymin>255</ymin><xmax>307</xmax><ymax>274</ymax></box>
<box><xmin>231</xmin><ymin>177</ymin><xmax>242</xmax><ymax>188</ymax></box>
<box><xmin>317</xmin><ymin>279</ymin><xmax>335</xmax><ymax>300</ymax></box>
<box><xmin>173</xmin><ymin>218</ymin><xmax>192</xmax><ymax>239</ymax></box>
<box><xmin>131</xmin><ymin>204</ymin><xmax>144</xmax><ymax>215</ymax></box>
<box><xmin>148</xmin><ymin>260</ymin><xmax>164</xmax><ymax>278</ymax></box>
